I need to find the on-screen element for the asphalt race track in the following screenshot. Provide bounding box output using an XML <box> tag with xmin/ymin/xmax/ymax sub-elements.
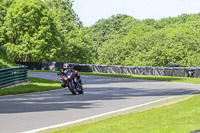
<box><xmin>0</xmin><ymin>71</ymin><xmax>200</xmax><ymax>133</ymax></box>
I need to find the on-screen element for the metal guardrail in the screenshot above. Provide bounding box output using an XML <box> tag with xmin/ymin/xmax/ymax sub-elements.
<box><xmin>0</xmin><ymin>66</ymin><xmax>28</xmax><ymax>88</ymax></box>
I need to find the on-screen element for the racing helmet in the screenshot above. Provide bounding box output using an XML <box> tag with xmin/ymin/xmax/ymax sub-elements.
<box><xmin>63</xmin><ymin>63</ymin><xmax>70</xmax><ymax>69</ymax></box>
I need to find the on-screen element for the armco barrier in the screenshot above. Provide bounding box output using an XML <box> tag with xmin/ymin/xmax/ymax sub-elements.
<box><xmin>16</xmin><ymin>62</ymin><xmax>42</xmax><ymax>70</ymax></box>
<box><xmin>0</xmin><ymin>66</ymin><xmax>28</xmax><ymax>88</ymax></box>
<box><xmin>41</xmin><ymin>62</ymin><xmax>63</xmax><ymax>71</ymax></box>
<box><xmin>15</xmin><ymin>62</ymin><xmax>200</xmax><ymax>78</ymax></box>
<box><xmin>16</xmin><ymin>62</ymin><xmax>63</xmax><ymax>71</ymax></box>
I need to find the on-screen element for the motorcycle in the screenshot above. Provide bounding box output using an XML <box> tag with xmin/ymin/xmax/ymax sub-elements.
<box><xmin>57</xmin><ymin>70</ymin><xmax>84</xmax><ymax>95</ymax></box>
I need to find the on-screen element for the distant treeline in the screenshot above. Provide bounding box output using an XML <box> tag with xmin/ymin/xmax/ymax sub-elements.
<box><xmin>88</xmin><ymin>14</ymin><xmax>200</xmax><ymax>67</ymax></box>
<box><xmin>1</xmin><ymin>0</ymin><xmax>200</xmax><ymax>67</ymax></box>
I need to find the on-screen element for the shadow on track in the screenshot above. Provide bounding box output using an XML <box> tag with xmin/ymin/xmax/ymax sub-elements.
<box><xmin>0</xmin><ymin>85</ymin><xmax>199</xmax><ymax>114</ymax></box>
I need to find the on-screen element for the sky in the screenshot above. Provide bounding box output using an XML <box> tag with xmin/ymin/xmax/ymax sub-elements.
<box><xmin>73</xmin><ymin>0</ymin><xmax>200</xmax><ymax>27</ymax></box>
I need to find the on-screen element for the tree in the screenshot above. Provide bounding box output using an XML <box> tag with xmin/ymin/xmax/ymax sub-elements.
<box><xmin>0</xmin><ymin>4</ymin><xmax>6</xmax><ymax>46</ymax></box>
<box><xmin>97</xmin><ymin>34</ymin><xmax>125</xmax><ymax>65</ymax></box>
<box><xmin>58</xmin><ymin>27</ymin><xmax>92</xmax><ymax>64</ymax></box>
<box><xmin>44</xmin><ymin>0</ymin><xmax>92</xmax><ymax>64</ymax></box>
<box><xmin>142</xmin><ymin>18</ymin><xmax>156</xmax><ymax>26</ymax></box>
<box><xmin>3</xmin><ymin>0</ymin><xmax>61</xmax><ymax>61</ymax></box>
<box><xmin>88</xmin><ymin>14</ymin><xmax>141</xmax><ymax>64</ymax></box>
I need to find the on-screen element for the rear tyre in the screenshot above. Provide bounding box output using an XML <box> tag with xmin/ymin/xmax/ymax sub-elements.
<box><xmin>78</xmin><ymin>79</ymin><xmax>84</xmax><ymax>94</ymax></box>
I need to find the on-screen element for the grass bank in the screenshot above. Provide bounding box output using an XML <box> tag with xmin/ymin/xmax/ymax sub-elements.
<box><xmin>0</xmin><ymin>77</ymin><xmax>61</xmax><ymax>96</ymax></box>
<box><xmin>48</xmin><ymin>94</ymin><xmax>200</xmax><ymax>133</ymax></box>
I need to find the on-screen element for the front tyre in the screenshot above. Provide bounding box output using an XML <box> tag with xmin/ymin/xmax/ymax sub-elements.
<box><xmin>68</xmin><ymin>82</ymin><xmax>76</xmax><ymax>95</ymax></box>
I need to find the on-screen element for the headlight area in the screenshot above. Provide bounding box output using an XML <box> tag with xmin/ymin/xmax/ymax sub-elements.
<box><xmin>63</xmin><ymin>76</ymin><xmax>71</xmax><ymax>81</ymax></box>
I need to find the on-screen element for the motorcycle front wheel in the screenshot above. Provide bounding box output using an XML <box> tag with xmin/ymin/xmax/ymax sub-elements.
<box><xmin>68</xmin><ymin>82</ymin><xmax>76</xmax><ymax>95</ymax></box>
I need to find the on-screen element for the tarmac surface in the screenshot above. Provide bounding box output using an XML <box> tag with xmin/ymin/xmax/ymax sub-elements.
<box><xmin>0</xmin><ymin>71</ymin><xmax>200</xmax><ymax>133</ymax></box>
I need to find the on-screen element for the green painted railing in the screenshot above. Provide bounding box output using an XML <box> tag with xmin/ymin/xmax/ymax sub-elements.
<box><xmin>0</xmin><ymin>66</ymin><xmax>28</xmax><ymax>88</ymax></box>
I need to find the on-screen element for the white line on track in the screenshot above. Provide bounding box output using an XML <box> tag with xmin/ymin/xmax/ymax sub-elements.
<box><xmin>22</xmin><ymin>96</ymin><xmax>179</xmax><ymax>133</ymax></box>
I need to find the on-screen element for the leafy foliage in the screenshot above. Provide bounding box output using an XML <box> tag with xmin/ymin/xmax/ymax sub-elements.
<box><xmin>1</xmin><ymin>0</ymin><xmax>200</xmax><ymax>67</ymax></box>
<box><xmin>3</xmin><ymin>0</ymin><xmax>61</xmax><ymax>61</ymax></box>
<box><xmin>89</xmin><ymin>14</ymin><xmax>141</xmax><ymax>64</ymax></box>
<box><xmin>0</xmin><ymin>3</ymin><xmax>6</xmax><ymax>46</ymax></box>
<box><xmin>88</xmin><ymin>13</ymin><xmax>200</xmax><ymax>67</ymax></box>
<box><xmin>44</xmin><ymin>0</ymin><xmax>91</xmax><ymax>63</ymax></box>
<box><xmin>1</xmin><ymin>0</ymin><xmax>91</xmax><ymax>64</ymax></box>
<box><xmin>0</xmin><ymin>50</ymin><xmax>15</xmax><ymax>68</ymax></box>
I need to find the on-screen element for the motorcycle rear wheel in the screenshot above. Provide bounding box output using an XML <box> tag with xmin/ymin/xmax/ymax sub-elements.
<box><xmin>78</xmin><ymin>79</ymin><xmax>84</xmax><ymax>94</ymax></box>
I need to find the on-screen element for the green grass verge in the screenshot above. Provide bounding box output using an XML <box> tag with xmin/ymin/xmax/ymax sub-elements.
<box><xmin>47</xmin><ymin>94</ymin><xmax>200</xmax><ymax>133</ymax></box>
<box><xmin>0</xmin><ymin>77</ymin><xmax>61</xmax><ymax>96</ymax></box>
<box><xmin>29</xmin><ymin>70</ymin><xmax>200</xmax><ymax>85</ymax></box>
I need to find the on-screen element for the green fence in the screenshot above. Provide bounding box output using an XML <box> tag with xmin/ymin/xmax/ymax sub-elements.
<box><xmin>0</xmin><ymin>66</ymin><xmax>28</xmax><ymax>88</ymax></box>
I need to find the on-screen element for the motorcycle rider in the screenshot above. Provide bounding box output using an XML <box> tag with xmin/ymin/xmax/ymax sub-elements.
<box><xmin>59</xmin><ymin>63</ymin><xmax>71</xmax><ymax>88</ymax></box>
<box><xmin>60</xmin><ymin>63</ymin><xmax>82</xmax><ymax>89</ymax></box>
<box><xmin>60</xmin><ymin>63</ymin><xmax>72</xmax><ymax>75</ymax></box>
